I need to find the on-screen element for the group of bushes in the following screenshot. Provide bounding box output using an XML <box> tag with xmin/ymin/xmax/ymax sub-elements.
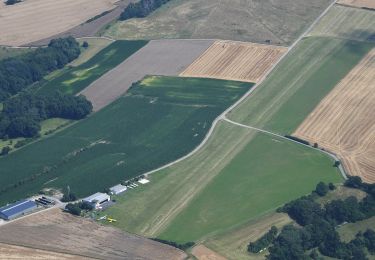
<box><xmin>0</xmin><ymin>37</ymin><xmax>80</xmax><ymax>101</ymax></box>
<box><xmin>151</xmin><ymin>238</ymin><xmax>195</xmax><ymax>251</ymax></box>
<box><xmin>249</xmin><ymin>177</ymin><xmax>375</xmax><ymax>259</ymax></box>
<box><xmin>120</xmin><ymin>0</ymin><xmax>171</xmax><ymax>20</ymax></box>
<box><xmin>65</xmin><ymin>201</ymin><xmax>94</xmax><ymax>216</ymax></box>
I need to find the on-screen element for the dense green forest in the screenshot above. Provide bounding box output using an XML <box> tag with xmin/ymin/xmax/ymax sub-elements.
<box><xmin>251</xmin><ymin>177</ymin><xmax>375</xmax><ymax>259</ymax></box>
<box><xmin>0</xmin><ymin>37</ymin><xmax>80</xmax><ymax>101</ymax></box>
<box><xmin>0</xmin><ymin>37</ymin><xmax>92</xmax><ymax>142</ymax></box>
<box><xmin>120</xmin><ymin>0</ymin><xmax>171</xmax><ymax>20</ymax></box>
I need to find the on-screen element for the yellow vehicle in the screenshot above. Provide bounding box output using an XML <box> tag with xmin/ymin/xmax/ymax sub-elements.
<box><xmin>107</xmin><ymin>217</ymin><xmax>117</xmax><ymax>223</ymax></box>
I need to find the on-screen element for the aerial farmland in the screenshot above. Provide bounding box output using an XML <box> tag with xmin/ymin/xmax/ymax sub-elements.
<box><xmin>0</xmin><ymin>0</ymin><xmax>374</xmax><ymax>259</ymax></box>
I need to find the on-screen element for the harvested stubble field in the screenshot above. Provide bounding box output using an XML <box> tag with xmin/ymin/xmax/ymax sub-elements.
<box><xmin>228</xmin><ymin>37</ymin><xmax>374</xmax><ymax>134</ymax></box>
<box><xmin>294</xmin><ymin>49</ymin><xmax>375</xmax><ymax>183</ymax></box>
<box><xmin>180</xmin><ymin>41</ymin><xmax>287</xmax><ymax>83</ymax></box>
<box><xmin>0</xmin><ymin>0</ymin><xmax>117</xmax><ymax>46</ymax></box>
<box><xmin>0</xmin><ymin>76</ymin><xmax>250</xmax><ymax>204</ymax></box>
<box><xmin>104</xmin><ymin>0</ymin><xmax>332</xmax><ymax>46</ymax></box>
<box><xmin>308</xmin><ymin>5</ymin><xmax>375</xmax><ymax>42</ymax></box>
<box><xmin>103</xmin><ymin>121</ymin><xmax>341</xmax><ymax>244</ymax></box>
<box><xmin>0</xmin><ymin>209</ymin><xmax>186</xmax><ymax>260</ymax></box>
<box><xmin>37</xmin><ymin>40</ymin><xmax>148</xmax><ymax>95</ymax></box>
<box><xmin>81</xmin><ymin>39</ymin><xmax>214</xmax><ymax>111</ymax></box>
<box><xmin>0</xmin><ymin>243</ymin><xmax>90</xmax><ymax>260</ymax></box>
<box><xmin>338</xmin><ymin>0</ymin><xmax>375</xmax><ymax>9</ymax></box>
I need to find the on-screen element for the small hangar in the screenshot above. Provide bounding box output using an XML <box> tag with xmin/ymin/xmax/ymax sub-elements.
<box><xmin>82</xmin><ymin>192</ymin><xmax>110</xmax><ymax>209</ymax></box>
<box><xmin>0</xmin><ymin>199</ymin><xmax>38</xmax><ymax>220</ymax></box>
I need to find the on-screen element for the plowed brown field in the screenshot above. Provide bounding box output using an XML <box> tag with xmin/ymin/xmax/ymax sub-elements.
<box><xmin>180</xmin><ymin>41</ymin><xmax>287</xmax><ymax>83</ymax></box>
<box><xmin>0</xmin><ymin>209</ymin><xmax>186</xmax><ymax>260</ymax></box>
<box><xmin>0</xmin><ymin>243</ymin><xmax>90</xmax><ymax>260</ymax></box>
<box><xmin>294</xmin><ymin>48</ymin><xmax>375</xmax><ymax>183</ymax></box>
<box><xmin>338</xmin><ymin>0</ymin><xmax>375</xmax><ymax>9</ymax></box>
<box><xmin>0</xmin><ymin>0</ymin><xmax>117</xmax><ymax>46</ymax></box>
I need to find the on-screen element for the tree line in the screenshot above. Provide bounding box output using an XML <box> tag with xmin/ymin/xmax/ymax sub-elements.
<box><xmin>0</xmin><ymin>37</ymin><xmax>80</xmax><ymax>101</ymax></box>
<box><xmin>249</xmin><ymin>177</ymin><xmax>375</xmax><ymax>259</ymax></box>
<box><xmin>120</xmin><ymin>0</ymin><xmax>171</xmax><ymax>20</ymax></box>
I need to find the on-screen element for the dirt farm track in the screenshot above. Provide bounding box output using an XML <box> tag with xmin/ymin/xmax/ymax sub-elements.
<box><xmin>180</xmin><ymin>41</ymin><xmax>287</xmax><ymax>83</ymax></box>
<box><xmin>0</xmin><ymin>209</ymin><xmax>186</xmax><ymax>260</ymax></box>
<box><xmin>294</xmin><ymin>48</ymin><xmax>375</xmax><ymax>183</ymax></box>
<box><xmin>0</xmin><ymin>0</ymin><xmax>117</xmax><ymax>46</ymax></box>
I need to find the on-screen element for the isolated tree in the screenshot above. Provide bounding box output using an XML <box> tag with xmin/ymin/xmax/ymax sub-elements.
<box><xmin>82</xmin><ymin>41</ymin><xmax>89</xmax><ymax>48</ymax></box>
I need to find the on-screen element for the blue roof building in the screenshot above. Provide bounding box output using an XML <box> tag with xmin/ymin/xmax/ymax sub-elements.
<box><xmin>0</xmin><ymin>200</ymin><xmax>38</xmax><ymax>220</ymax></box>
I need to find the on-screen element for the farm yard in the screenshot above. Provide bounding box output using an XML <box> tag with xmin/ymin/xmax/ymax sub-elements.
<box><xmin>0</xmin><ymin>209</ymin><xmax>186</xmax><ymax>260</ymax></box>
<box><xmin>102</xmin><ymin>121</ymin><xmax>341</xmax><ymax>243</ymax></box>
<box><xmin>0</xmin><ymin>76</ymin><xmax>250</xmax><ymax>204</ymax></box>
<box><xmin>36</xmin><ymin>40</ymin><xmax>148</xmax><ymax>96</ymax></box>
<box><xmin>308</xmin><ymin>5</ymin><xmax>375</xmax><ymax>42</ymax></box>
<box><xmin>0</xmin><ymin>0</ymin><xmax>118</xmax><ymax>46</ymax></box>
<box><xmin>337</xmin><ymin>0</ymin><xmax>375</xmax><ymax>9</ymax></box>
<box><xmin>228</xmin><ymin>37</ymin><xmax>374</xmax><ymax>134</ymax></box>
<box><xmin>180</xmin><ymin>41</ymin><xmax>287</xmax><ymax>83</ymax></box>
<box><xmin>103</xmin><ymin>0</ymin><xmax>332</xmax><ymax>46</ymax></box>
<box><xmin>80</xmin><ymin>39</ymin><xmax>214</xmax><ymax>110</ymax></box>
<box><xmin>294</xmin><ymin>49</ymin><xmax>375</xmax><ymax>183</ymax></box>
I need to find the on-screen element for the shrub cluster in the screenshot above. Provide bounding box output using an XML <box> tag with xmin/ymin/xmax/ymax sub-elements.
<box><xmin>248</xmin><ymin>226</ymin><xmax>278</xmax><ymax>253</ymax></box>
<box><xmin>151</xmin><ymin>238</ymin><xmax>195</xmax><ymax>250</ymax></box>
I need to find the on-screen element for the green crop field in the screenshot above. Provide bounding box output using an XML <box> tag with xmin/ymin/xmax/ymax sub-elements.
<box><xmin>36</xmin><ymin>40</ymin><xmax>148</xmax><ymax>95</ymax></box>
<box><xmin>0</xmin><ymin>76</ymin><xmax>250</xmax><ymax>204</ymax></box>
<box><xmin>228</xmin><ymin>37</ymin><xmax>374</xmax><ymax>134</ymax></box>
<box><xmin>101</xmin><ymin>121</ymin><xmax>342</xmax><ymax>243</ymax></box>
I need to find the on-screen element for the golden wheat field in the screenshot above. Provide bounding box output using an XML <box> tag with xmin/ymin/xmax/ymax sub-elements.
<box><xmin>180</xmin><ymin>41</ymin><xmax>287</xmax><ymax>83</ymax></box>
<box><xmin>338</xmin><ymin>0</ymin><xmax>375</xmax><ymax>9</ymax></box>
<box><xmin>294</xmin><ymin>48</ymin><xmax>375</xmax><ymax>183</ymax></box>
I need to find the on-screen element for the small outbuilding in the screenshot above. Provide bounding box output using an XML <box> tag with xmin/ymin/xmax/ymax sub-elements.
<box><xmin>109</xmin><ymin>184</ymin><xmax>127</xmax><ymax>195</ymax></box>
<box><xmin>0</xmin><ymin>199</ymin><xmax>38</xmax><ymax>220</ymax></box>
<box><xmin>82</xmin><ymin>192</ymin><xmax>110</xmax><ymax>209</ymax></box>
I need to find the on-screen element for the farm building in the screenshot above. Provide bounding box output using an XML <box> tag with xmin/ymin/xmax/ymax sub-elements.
<box><xmin>0</xmin><ymin>200</ymin><xmax>38</xmax><ymax>220</ymax></box>
<box><xmin>82</xmin><ymin>192</ymin><xmax>110</xmax><ymax>209</ymax></box>
<box><xmin>109</xmin><ymin>184</ymin><xmax>127</xmax><ymax>195</ymax></box>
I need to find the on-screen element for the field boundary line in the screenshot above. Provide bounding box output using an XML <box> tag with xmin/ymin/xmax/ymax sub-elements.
<box><xmin>222</xmin><ymin>117</ymin><xmax>347</xmax><ymax>180</ymax></box>
<box><xmin>139</xmin><ymin>0</ymin><xmax>338</xmax><ymax>178</ymax></box>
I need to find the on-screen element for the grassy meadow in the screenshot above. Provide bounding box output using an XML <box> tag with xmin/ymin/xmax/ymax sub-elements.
<box><xmin>0</xmin><ymin>76</ymin><xmax>250</xmax><ymax>204</ymax></box>
<box><xmin>36</xmin><ymin>40</ymin><xmax>148</xmax><ymax>95</ymax></box>
<box><xmin>102</xmin><ymin>122</ymin><xmax>342</xmax><ymax>243</ymax></box>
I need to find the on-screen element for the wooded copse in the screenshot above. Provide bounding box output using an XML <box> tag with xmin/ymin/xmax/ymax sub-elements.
<box><xmin>119</xmin><ymin>0</ymin><xmax>171</xmax><ymax>20</ymax></box>
<box><xmin>0</xmin><ymin>92</ymin><xmax>92</xmax><ymax>139</ymax></box>
<box><xmin>0</xmin><ymin>37</ymin><xmax>92</xmax><ymax>141</ymax></box>
<box><xmin>0</xmin><ymin>37</ymin><xmax>80</xmax><ymax>101</ymax></box>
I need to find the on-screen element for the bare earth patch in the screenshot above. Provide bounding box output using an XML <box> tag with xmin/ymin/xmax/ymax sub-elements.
<box><xmin>0</xmin><ymin>243</ymin><xmax>90</xmax><ymax>260</ymax></box>
<box><xmin>0</xmin><ymin>0</ymin><xmax>117</xmax><ymax>46</ymax></box>
<box><xmin>337</xmin><ymin>0</ymin><xmax>375</xmax><ymax>9</ymax></box>
<box><xmin>294</xmin><ymin>48</ymin><xmax>375</xmax><ymax>183</ymax></box>
<box><xmin>180</xmin><ymin>41</ymin><xmax>287</xmax><ymax>83</ymax></box>
<box><xmin>0</xmin><ymin>208</ymin><xmax>186</xmax><ymax>260</ymax></box>
<box><xmin>80</xmin><ymin>39</ymin><xmax>214</xmax><ymax>111</ymax></box>
<box><xmin>191</xmin><ymin>245</ymin><xmax>227</xmax><ymax>260</ymax></box>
